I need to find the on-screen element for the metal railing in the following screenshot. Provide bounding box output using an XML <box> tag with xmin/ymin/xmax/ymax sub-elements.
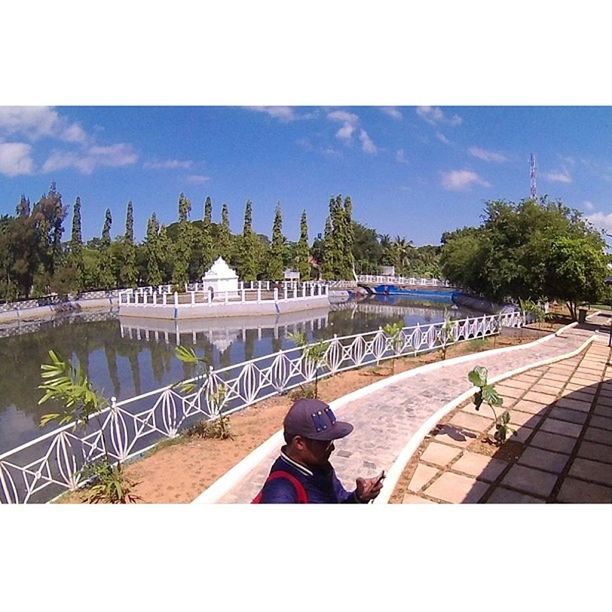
<box><xmin>0</xmin><ymin>311</ymin><xmax>521</xmax><ymax>504</ymax></box>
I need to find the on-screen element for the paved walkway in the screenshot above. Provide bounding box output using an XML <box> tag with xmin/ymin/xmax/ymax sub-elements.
<box><xmin>195</xmin><ymin>316</ymin><xmax>611</xmax><ymax>503</ymax></box>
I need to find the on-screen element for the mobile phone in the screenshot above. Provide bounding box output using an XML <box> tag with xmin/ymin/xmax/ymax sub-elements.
<box><xmin>375</xmin><ymin>471</ymin><xmax>386</xmax><ymax>485</ymax></box>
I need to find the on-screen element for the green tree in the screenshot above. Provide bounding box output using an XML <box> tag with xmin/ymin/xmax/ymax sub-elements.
<box><xmin>266</xmin><ymin>203</ymin><xmax>285</xmax><ymax>280</ymax></box>
<box><xmin>236</xmin><ymin>200</ymin><xmax>257</xmax><ymax>281</ymax></box>
<box><xmin>119</xmin><ymin>201</ymin><xmax>138</xmax><ymax>287</ymax></box>
<box><xmin>352</xmin><ymin>222</ymin><xmax>382</xmax><ymax>275</ymax></box>
<box><xmin>101</xmin><ymin>208</ymin><xmax>112</xmax><ymax>247</ymax></box>
<box><xmin>98</xmin><ymin>209</ymin><xmax>115</xmax><ymax>289</ymax></box>
<box><xmin>172</xmin><ymin>193</ymin><xmax>194</xmax><ymax>288</ymax></box>
<box><xmin>144</xmin><ymin>213</ymin><xmax>163</xmax><ymax>286</ymax></box>
<box><xmin>68</xmin><ymin>196</ymin><xmax>85</xmax><ymax>291</ymax></box>
<box><xmin>295</xmin><ymin>210</ymin><xmax>311</xmax><ymax>280</ymax></box>
<box><xmin>218</xmin><ymin>203</ymin><xmax>232</xmax><ymax>261</ymax></box>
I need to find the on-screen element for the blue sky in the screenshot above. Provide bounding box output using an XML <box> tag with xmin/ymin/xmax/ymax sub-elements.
<box><xmin>1</xmin><ymin>106</ymin><xmax>612</xmax><ymax>246</ymax></box>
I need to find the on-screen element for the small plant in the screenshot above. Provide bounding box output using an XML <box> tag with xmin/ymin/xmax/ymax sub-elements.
<box><xmin>521</xmin><ymin>298</ymin><xmax>546</xmax><ymax>330</ymax></box>
<box><xmin>468</xmin><ymin>365</ymin><xmax>516</xmax><ymax>445</ymax></box>
<box><xmin>287</xmin><ymin>331</ymin><xmax>329</xmax><ymax>399</ymax></box>
<box><xmin>174</xmin><ymin>346</ymin><xmax>232</xmax><ymax>439</ymax></box>
<box><xmin>382</xmin><ymin>321</ymin><xmax>404</xmax><ymax>374</ymax></box>
<box><xmin>439</xmin><ymin>309</ymin><xmax>456</xmax><ymax>360</ymax></box>
<box><xmin>289</xmin><ymin>383</ymin><xmax>317</xmax><ymax>400</ymax></box>
<box><xmin>38</xmin><ymin>350</ymin><xmax>140</xmax><ymax>504</ymax></box>
<box><xmin>80</xmin><ymin>460</ymin><xmax>141</xmax><ymax>504</ymax></box>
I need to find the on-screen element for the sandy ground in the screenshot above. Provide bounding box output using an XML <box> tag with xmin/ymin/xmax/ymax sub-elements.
<box><xmin>55</xmin><ymin>324</ymin><xmax>559</xmax><ymax>503</ymax></box>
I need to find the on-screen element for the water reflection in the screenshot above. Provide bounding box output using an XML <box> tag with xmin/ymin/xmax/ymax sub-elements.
<box><xmin>0</xmin><ymin>296</ymin><xmax>482</xmax><ymax>453</ymax></box>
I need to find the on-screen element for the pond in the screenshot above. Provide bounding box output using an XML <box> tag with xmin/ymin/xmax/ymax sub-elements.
<box><xmin>0</xmin><ymin>294</ymin><xmax>482</xmax><ymax>454</ymax></box>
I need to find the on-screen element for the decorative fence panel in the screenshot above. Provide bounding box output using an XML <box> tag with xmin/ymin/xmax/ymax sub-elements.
<box><xmin>0</xmin><ymin>312</ymin><xmax>522</xmax><ymax>504</ymax></box>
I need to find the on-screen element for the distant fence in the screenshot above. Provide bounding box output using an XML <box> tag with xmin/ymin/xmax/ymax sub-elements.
<box><xmin>0</xmin><ymin>311</ymin><xmax>523</xmax><ymax>504</ymax></box>
<box><xmin>0</xmin><ymin>290</ymin><xmax>120</xmax><ymax>314</ymax></box>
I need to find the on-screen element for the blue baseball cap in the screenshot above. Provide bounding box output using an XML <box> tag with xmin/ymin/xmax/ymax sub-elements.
<box><xmin>284</xmin><ymin>398</ymin><xmax>354</xmax><ymax>441</ymax></box>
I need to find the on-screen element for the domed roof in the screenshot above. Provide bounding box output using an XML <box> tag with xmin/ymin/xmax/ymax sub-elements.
<box><xmin>203</xmin><ymin>257</ymin><xmax>238</xmax><ymax>279</ymax></box>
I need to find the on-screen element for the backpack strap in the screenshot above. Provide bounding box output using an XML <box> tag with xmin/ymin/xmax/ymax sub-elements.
<box><xmin>251</xmin><ymin>470</ymin><xmax>308</xmax><ymax>503</ymax></box>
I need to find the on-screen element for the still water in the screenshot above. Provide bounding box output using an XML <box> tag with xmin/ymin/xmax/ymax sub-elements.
<box><xmin>0</xmin><ymin>295</ymin><xmax>482</xmax><ymax>454</ymax></box>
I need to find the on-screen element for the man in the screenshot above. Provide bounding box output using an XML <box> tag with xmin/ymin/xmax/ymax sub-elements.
<box><xmin>252</xmin><ymin>398</ymin><xmax>384</xmax><ymax>503</ymax></box>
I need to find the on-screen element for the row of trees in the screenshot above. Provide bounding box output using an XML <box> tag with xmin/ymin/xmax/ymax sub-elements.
<box><xmin>440</xmin><ymin>197</ymin><xmax>610</xmax><ymax>319</ymax></box>
<box><xmin>0</xmin><ymin>184</ymin><xmax>437</xmax><ymax>300</ymax></box>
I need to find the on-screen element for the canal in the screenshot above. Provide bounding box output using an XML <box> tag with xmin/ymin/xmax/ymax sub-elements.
<box><xmin>0</xmin><ymin>294</ymin><xmax>482</xmax><ymax>454</ymax></box>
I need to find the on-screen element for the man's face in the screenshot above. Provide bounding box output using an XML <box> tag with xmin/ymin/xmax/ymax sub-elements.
<box><xmin>299</xmin><ymin>437</ymin><xmax>335</xmax><ymax>468</ymax></box>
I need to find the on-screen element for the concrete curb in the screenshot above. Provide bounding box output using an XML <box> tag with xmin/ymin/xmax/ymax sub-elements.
<box><xmin>193</xmin><ymin>321</ymin><xmax>582</xmax><ymax>503</ymax></box>
<box><xmin>375</xmin><ymin>331</ymin><xmax>595</xmax><ymax>504</ymax></box>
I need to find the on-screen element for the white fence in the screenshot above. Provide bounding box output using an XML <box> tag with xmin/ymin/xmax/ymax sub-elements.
<box><xmin>0</xmin><ymin>312</ymin><xmax>522</xmax><ymax>504</ymax></box>
<box><xmin>356</xmin><ymin>275</ymin><xmax>453</xmax><ymax>287</ymax></box>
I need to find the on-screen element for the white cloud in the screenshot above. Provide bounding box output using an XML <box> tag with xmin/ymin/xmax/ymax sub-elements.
<box><xmin>396</xmin><ymin>149</ymin><xmax>409</xmax><ymax>164</ymax></box>
<box><xmin>327</xmin><ymin>110</ymin><xmax>360</xmax><ymax>142</ymax></box>
<box><xmin>359</xmin><ymin>129</ymin><xmax>377</xmax><ymax>154</ymax></box>
<box><xmin>336</xmin><ymin>123</ymin><xmax>356</xmax><ymax>141</ymax></box>
<box><xmin>416</xmin><ymin>106</ymin><xmax>462</xmax><ymax>126</ymax></box>
<box><xmin>0</xmin><ymin>107</ymin><xmax>88</xmax><ymax>143</ymax></box>
<box><xmin>544</xmin><ymin>168</ymin><xmax>572</xmax><ymax>183</ymax></box>
<box><xmin>583</xmin><ymin>200</ymin><xmax>596</xmax><ymax>211</ymax></box>
<box><xmin>436</xmin><ymin>131</ymin><xmax>450</xmax><ymax>145</ymax></box>
<box><xmin>0</xmin><ymin>142</ymin><xmax>34</xmax><ymax>176</ymax></box>
<box><xmin>586</xmin><ymin>212</ymin><xmax>612</xmax><ymax>234</ymax></box>
<box><xmin>187</xmin><ymin>175</ymin><xmax>211</xmax><ymax>184</ymax></box>
<box><xmin>441</xmin><ymin>169</ymin><xmax>491</xmax><ymax>191</ymax></box>
<box><xmin>42</xmin><ymin>143</ymin><xmax>137</xmax><ymax>175</ymax></box>
<box><xmin>469</xmin><ymin>146</ymin><xmax>508</xmax><ymax>163</ymax></box>
<box><xmin>249</xmin><ymin>106</ymin><xmax>299</xmax><ymax>122</ymax></box>
<box><xmin>380</xmin><ymin>107</ymin><xmax>402</xmax><ymax>120</ymax></box>
<box><xmin>144</xmin><ymin>159</ymin><xmax>194</xmax><ymax>170</ymax></box>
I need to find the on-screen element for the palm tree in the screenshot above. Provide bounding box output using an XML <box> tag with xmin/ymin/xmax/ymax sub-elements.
<box><xmin>392</xmin><ymin>236</ymin><xmax>413</xmax><ymax>274</ymax></box>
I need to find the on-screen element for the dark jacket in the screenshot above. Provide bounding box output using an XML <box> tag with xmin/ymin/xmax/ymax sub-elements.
<box><xmin>256</xmin><ymin>449</ymin><xmax>362</xmax><ymax>504</ymax></box>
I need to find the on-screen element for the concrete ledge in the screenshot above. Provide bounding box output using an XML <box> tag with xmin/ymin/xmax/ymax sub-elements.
<box><xmin>119</xmin><ymin>295</ymin><xmax>330</xmax><ymax>319</ymax></box>
<box><xmin>0</xmin><ymin>297</ymin><xmax>115</xmax><ymax>324</ymax></box>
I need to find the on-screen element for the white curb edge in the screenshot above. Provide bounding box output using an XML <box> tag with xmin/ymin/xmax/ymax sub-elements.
<box><xmin>375</xmin><ymin>332</ymin><xmax>596</xmax><ymax>504</ymax></box>
<box><xmin>193</xmin><ymin>320</ymin><xmax>582</xmax><ymax>504</ymax></box>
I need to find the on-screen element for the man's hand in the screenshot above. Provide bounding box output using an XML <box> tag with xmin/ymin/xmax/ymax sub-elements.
<box><xmin>355</xmin><ymin>471</ymin><xmax>385</xmax><ymax>503</ymax></box>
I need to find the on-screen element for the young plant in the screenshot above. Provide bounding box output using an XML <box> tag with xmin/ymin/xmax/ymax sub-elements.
<box><xmin>382</xmin><ymin>321</ymin><xmax>404</xmax><ymax>374</ymax></box>
<box><xmin>439</xmin><ymin>309</ymin><xmax>456</xmax><ymax>360</ymax></box>
<box><xmin>174</xmin><ymin>346</ymin><xmax>232</xmax><ymax>439</ymax></box>
<box><xmin>287</xmin><ymin>331</ymin><xmax>329</xmax><ymax>399</ymax></box>
<box><xmin>468</xmin><ymin>366</ymin><xmax>516</xmax><ymax>445</ymax></box>
<box><xmin>38</xmin><ymin>350</ymin><xmax>140</xmax><ymax>504</ymax></box>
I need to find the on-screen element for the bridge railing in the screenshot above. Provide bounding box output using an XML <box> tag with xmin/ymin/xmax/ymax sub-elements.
<box><xmin>0</xmin><ymin>312</ymin><xmax>521</xmax><ymax>504</ymax></box>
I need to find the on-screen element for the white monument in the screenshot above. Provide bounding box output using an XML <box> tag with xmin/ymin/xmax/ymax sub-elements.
<box><xmin>202</xmin><ymin>257</ymin><xmax>239</xmax><ymax>299</ymax></box>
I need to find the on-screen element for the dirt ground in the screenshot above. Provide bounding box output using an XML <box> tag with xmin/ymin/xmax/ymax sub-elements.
<box><xmin>55</xmin><ymin>322</ymin><xmax>565</xmax><ymax>503</ymax></box>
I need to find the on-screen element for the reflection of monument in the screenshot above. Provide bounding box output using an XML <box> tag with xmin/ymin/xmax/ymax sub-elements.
<box><xmin>202</xmin><ymin>257</ymin><xmax>239</xmax><ymax>299</ymax></box>
<box><xmin>210</xmin><ymin>329</ymin><xmax>240</xmax><ymax>353</ymax></box>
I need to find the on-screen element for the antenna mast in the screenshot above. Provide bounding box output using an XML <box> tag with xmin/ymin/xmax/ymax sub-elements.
<box><xmin>529</xmin><ymin>153</ymin><xmax>537</xmax><ymax>200</ymax></box>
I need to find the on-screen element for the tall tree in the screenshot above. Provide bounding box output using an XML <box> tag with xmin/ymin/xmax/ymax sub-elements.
<box><xmin>119</xmin><ymin>201</ymin><xmax>138</xmax><ymax>287</ymax></box>
<box><xmin>203</xmin><ymin>196</ymin><xmax>212</xmax><ymax>228</ymax></box>
<box><xmin>295</xmin><ymin>210</ymin><xmax>310</xmax><ymax>280</ymax></box>
<box><xmin>266</xmin><ymin>203</ymin><xmax>285</xmax><ymax>280</ymax></box>
<box><xmin>196</xmin><ymin>196</ymin><xmax>214</xmax><ymax>276</ymax></box>
<box><xmin>218</xmin><ymin>203</ymin><xmax>232</xmax><ymax>261</ymax></box>
<box><xmin>16</xmin><ymin>195</ymin><xmax>30</xmax><ymax>218</ymax></box>
<box><xmin>101</xmin><ymin>208</ymin><xmax>112</xmax><ymax>247</ymax></box>
<box><xmin>69</xmin><ymin>196</ymin><xmax>85</xmax><ymax>290</ymax></box>
<box><xmin>237</xmin><ymin>200</ymin><xmax>257</xmax><ymax>281</ymax></box>
<box><xmin>144</xmin><ymin>213</ymin><xmax>163</xmax><ymax>286</ymax></box>
<box><xmin>321</xmin><ymin>214</ymin><xmax>335</xmax><ymax>280</ymax></box>
<box><xmin>172</xmin><ymin>193</ymin><xmax>193</xmax><ymax>287</ymax></box>
<box><xmin>97</xmin><ymin>208</ymin><xmax>115</xmax><ymax>289</ymax></box>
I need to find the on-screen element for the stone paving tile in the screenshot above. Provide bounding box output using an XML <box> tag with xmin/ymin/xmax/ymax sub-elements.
<box><xmin>512</xmin><ymin>399</ymin><xmax>549</xmax><ymax>415</ymax></box>
<box><xmin>450</xmin><ymin>412</ymin><xmax>493</xmax><ymax>433</ymax></box>
<box><xmin>517</xmin><ymin>447</ymin><xmax>570</xmax><ymax>473</ymax></box>
<box><xmin>563</xmin><ymin>390</ymin><xmax>597</xmax><ymax>403</ymax></box>
<box><xmin>547</xmin><ymin>407</ymin><xmax>588</xmax><ymax>425</ymax></box>
<box><xmin>583</xmin><ymin>427</ymin><xmax>611</xmax><ymax>445</ymax></box>
<box><xmin>540</xmin><ymin>418</ymin><xmax>583</xmax><ymax>438</ymax></box>
<box><xmin>495</xmin><ymin>385</ymin><xmax>526</xmax><ymax>399</ymax></box>
<box><xmin>523</xmin><ymin>391</ymin><xmax>557</xmax><ymax>404</ymax></box>
<box><xmin>486</xmin><ymin>487</ymin><xmax>546</xmax><ymax>503</ymax></box>
<box><xmin>420</xmin><ymin>442</ymin><xmax>462</xmax><ymax>467</ymax></box>
<box><xmin>402</xmin><ymin>493</ymin><xmax>438</xmax><ymax>504</ymax></box>
<box><xmin>431</xmin><ymin>424</ymin><xmax>478</xmax><ymax>448</ymax></box>
<box><xmin>536</xmin><ymin>383</ymin><xmax>563</xmax><ymax>396</ymax></box>
<box><xmin>423</xmin><ymin>472</ymin><xmax>489</xmax><ymax>503</ymax></box>
<box><xmin>565</xmin><ymin>383</ymin><xmax>598</xmax><ymax>394</ymax></box>
<box><xmin>508</xmin><ymin>410</ymin><xmax>543</xmax><ymax>428</ymax></box>
<box><xmin>595</xmin><ymin>395</ymin><xmax>612</xmax><ymax>407</ymax></box>
<box><xmin>529</xmin><ymin>431</ymin><xmax>576</xmax><ymax>454</ymax></box>
<box><xmin>499</xmin><ymin>378</ymin><xmax>533</xmax><ymax>390</ymax></box>
<box><xmin>451</xmin><ymin>452</ymin><xmax>508</xmax><ymax>482</ymax></box>
<box><xmin>407</xmin><ymin>464</ymin><xmax>439</xmax><ymax>492</ymax></box>
<box><xmin>555</xmin><ymin>397</ymin><xmax>593</xmax><ymax>412</ymax></box>
<box><xmin>461</xmin><ymin>403</ymin><xmax>497</xmax><ymax>419</ymax></box>
<box><xmin>577</xmin><ymin>440</ymin><xmax>612</xmax><ymax>464</ymax></box>
<box><xmin>590</xmin><ymin>415</ymin><xmax>612</xmax><ymax>431</ymax></box>
<box><xmin>572</xmin><ymin>377</ymin><xmax>602</xmax><ymax>387</ymax></box>
<box><xmin>569</xmin><ymin>458</ymin><xmax>612</xmax><ymax>487</ymax></box>
<box><xmin>546</xmin><ymin>373</ymin><xmax>572</xmax><ymax>383</ymax></box>
<box><xmin>593</xmin><ymin>404</ymin><xmax>612</xmax><ymax>418</ymax></box>
<box><xmin>557</xmin><ymin>477</ymin><xmax>612</xmax><ymax>503</ymax></box>
<box><xmin>501</xmin><ymin>464</ymin><xmax>558</xmax><ymax>497</ymax></box>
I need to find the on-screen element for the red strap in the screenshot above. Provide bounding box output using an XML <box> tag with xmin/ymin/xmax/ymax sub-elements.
<box><xmin>251</xmin><ymin>470</ymin><xmax>308</xmax><ymax>503</ymax></box>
